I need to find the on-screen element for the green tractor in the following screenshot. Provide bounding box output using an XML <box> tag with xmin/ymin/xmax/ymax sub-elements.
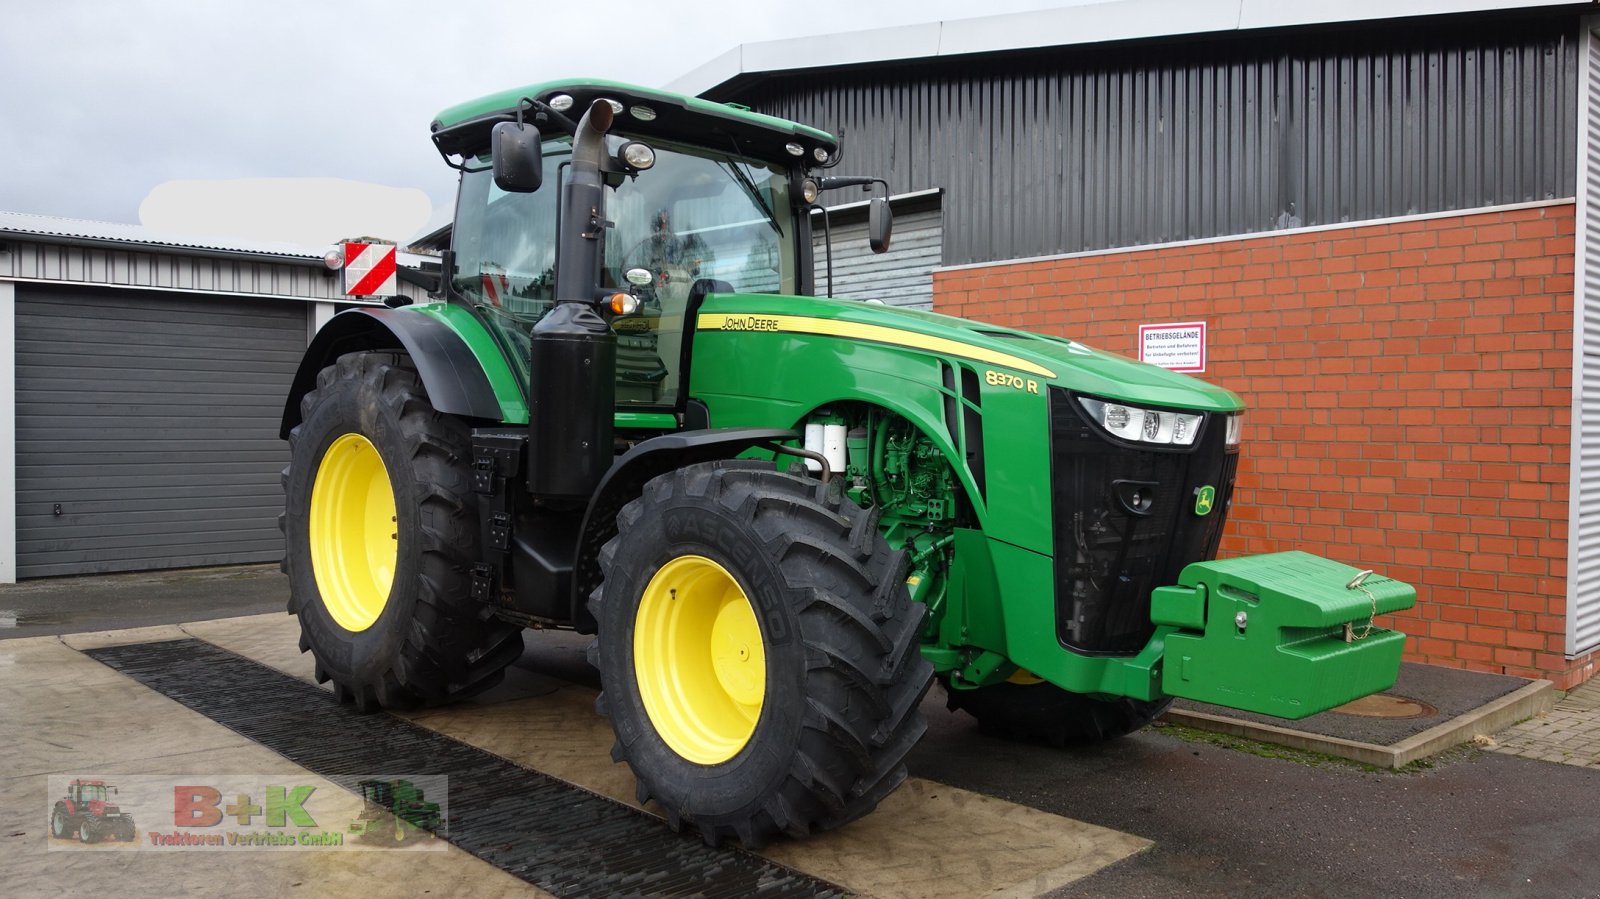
<box><xmin>280</xmin><ymin>80</ymin><xmax>1415</xmax><ymax>847</ymax></box>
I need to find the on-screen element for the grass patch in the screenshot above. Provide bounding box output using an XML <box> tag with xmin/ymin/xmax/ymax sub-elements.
<box><xmin>1148</xmin><ymin>721</ymin><xmax>1454</xmax><ymax>774</ymax></box>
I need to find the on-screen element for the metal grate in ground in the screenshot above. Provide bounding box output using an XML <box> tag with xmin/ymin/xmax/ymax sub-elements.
<box><xmin>84</xmin><ymin>639</ymin><xmax>843</xmax><ymax>899</ymax></box>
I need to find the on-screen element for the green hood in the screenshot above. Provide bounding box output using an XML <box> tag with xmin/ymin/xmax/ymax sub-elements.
<box><xmin>696</xmin><ymin>295</ymin><xmax>1244</xmax><ymax>413</ymax></box>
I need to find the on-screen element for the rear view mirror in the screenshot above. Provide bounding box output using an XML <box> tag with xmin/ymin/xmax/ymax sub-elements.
<box><xmin>492</xmin><ymin>121</ymin><xmax>543</xmax><ymax>193</ymax></box>
<box><xmin>868</xmin><ymin>197</ymin><xmax>893</xmax><ymax>254</ymax></box>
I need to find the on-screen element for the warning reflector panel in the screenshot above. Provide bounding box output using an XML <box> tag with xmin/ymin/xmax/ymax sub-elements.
<box><xmin>342</xmin><ymin>242</ymin><xmax>398</xmax><ymax>297</ymax></box>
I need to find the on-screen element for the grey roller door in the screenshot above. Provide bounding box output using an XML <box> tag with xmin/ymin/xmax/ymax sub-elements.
<box><xmin>813</xmin><ymin>196</ymin><xmax>942</xmax><ymax>309</ymax></box>
<box><xmin>15</xmin><ymin>286</ymin><xmax>305</xmax><ymax>577</ymax></box>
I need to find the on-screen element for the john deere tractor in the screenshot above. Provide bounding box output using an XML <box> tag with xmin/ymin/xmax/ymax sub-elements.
<box><xmin>281</xmin><ymin>80</ymin><xmax>1415</xmax><ymax>847</ymax></box>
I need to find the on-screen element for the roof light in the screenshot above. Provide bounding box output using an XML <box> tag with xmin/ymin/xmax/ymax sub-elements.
<box><xmin>630</xmin><ymin>105</ymin><xmax>657</xmax><ymax>122</ymax></box>
<box><xmin>813</xmin><ymin>147</ymin><xmax>829</xmax><ymax>163</ymax></box>
<box><xmin>785</xmin><ymin>142</ymin><xmax>805</xmax><ymax>157</ymax></box>
<box><xmin>547</xmin><ymin>94</ymin><xmax>574</xmax><ymax>112</ymax></box>
<box><xmin>601</xmin><ymin>98</ymin><xmax>624</xmax><ymax>114</ymax></box>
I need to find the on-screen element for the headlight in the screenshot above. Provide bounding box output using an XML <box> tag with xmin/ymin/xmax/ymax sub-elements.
<box><xmin>1078</xmin><ymin>397</ymin><xmax>1205</xmax><ymax>447</ymax></box>
<box><xmin>1225</xmin><ymin>413</ymin><xmax>1243</xmax><ymax>447</ymax></box>
<box><xmin>618</xmin><ymin>141</ymin><xmax>655</xmax><ymax>170</ymax></box>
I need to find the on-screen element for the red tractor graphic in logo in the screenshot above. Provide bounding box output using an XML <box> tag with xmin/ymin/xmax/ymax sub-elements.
<box><xmin>51</xmin><ymin>779</ymin><xmax>136</xmax><ymax>843</ymax></box>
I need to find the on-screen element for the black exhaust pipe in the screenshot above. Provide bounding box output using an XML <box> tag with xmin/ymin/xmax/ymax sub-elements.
<box><xmin>527</xmin><ymin>98</ymin><xmax>617</xmax><ymax>502</ymax></box>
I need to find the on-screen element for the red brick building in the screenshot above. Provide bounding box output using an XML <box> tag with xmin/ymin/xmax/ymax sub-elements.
<box><xmin>680</xmin><ymin>0</ymin><xmax>1600</xmax><ymax>688</ymax></box>
<box><xmin>937</xmin><ymin>202</ymin><xmax>1587</xmax><ymax>686</ymax></box>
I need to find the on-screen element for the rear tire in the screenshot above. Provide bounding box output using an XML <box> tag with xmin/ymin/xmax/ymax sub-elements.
<box><xmin>944</xmin><ymin>678</ymin><xmax>1172</xmax><ymax>746</ymax></box>
<box><xmin>282</xmin><ymin>351</ymin><xmax>522</xmax><ymax>711</ymax></box>
<box><xmin>590</xmin><ymin>461</ymin><xmax>932</xmax><ymax>848</ymax></box>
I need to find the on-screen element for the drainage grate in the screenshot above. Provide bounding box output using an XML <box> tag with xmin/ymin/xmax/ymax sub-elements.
<box><xmin>85</xmin><ymin>639</ymin><xmax>843</xmax><ymax>899</ymax></box>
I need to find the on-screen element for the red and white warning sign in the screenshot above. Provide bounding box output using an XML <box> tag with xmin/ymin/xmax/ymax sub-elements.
<box><xmin>342</xmin><ymin>242</ymin><xmax>398</xmax><ymax>297</ymax></box>
<box><xmin>1138</xmin><ymin>321</ymin><xmax>1207</xmax><ymax>372</ymax></box>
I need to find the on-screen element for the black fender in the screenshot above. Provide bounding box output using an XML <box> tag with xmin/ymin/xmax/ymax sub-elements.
<box><xmin>569</xmin><ymin>427</ymin><xmax>797</xmax><ymax>631</ymax></box>
<box><xmin>280</xmin><ymin>308</ymin><xmax>505</xmax><ymax>439</ymax></box>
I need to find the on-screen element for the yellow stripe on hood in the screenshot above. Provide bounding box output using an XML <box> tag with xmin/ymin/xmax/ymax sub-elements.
<box><xmin>695</xmin><ymin>313</ymin><xmax>1057</xmax><ymax>379</ymax></box>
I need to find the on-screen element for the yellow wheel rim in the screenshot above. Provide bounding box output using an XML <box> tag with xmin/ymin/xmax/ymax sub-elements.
<box><xmin>634</xmin><ymin>555</ymin><xmax>766</xmax><ymax>765</ymax></box>
<box><xmin>309</xmin><ymin>433</ymin><xmax>398</xmax><ymax>632</ymax></box>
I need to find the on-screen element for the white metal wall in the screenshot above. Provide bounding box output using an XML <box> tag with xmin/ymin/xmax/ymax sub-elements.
<box><xmin>1570</xmin><ymin>24</ymin><xmax>1600</xmax><ymax>655</ymax></box>
<box><xmin>812</xmin><ymin>198</ymin><xmax>942</xmax><ymax>310</ymax></box>
<box><xmin>0</xmin><ymin>241</ymin><xmax>431</xmax><ymax>304</ymax></box>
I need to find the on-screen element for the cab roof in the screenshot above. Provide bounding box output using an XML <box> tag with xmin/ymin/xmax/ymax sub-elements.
<box><xmin>430</xmin><ymin>78</ymin><xmax>837</xmax><ymax>166</ymax></box>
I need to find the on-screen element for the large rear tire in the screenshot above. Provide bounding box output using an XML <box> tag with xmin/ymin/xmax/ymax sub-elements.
<box><xmin>944</xmin><ymin>677</ymin><xmax>1172</xmax><ymax>746</ymax></box>
<box><xmin>590</xmin><ymin>461</ymin><xmax>932</xmax><ymax>848</ymax></box>
<box><xmin>282</xmin><ymin>351</ymin><xmax>523</xmax><ymax>711</ymax></box>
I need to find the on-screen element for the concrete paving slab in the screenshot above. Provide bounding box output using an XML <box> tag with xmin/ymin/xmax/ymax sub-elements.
<box><xmin>60</xmin><ymin>624</ymin><xmax>189</xmax><ymax>651</ymax></box>
<box><xmin>0</xmin><ymin>631</ymin><xmax>543</xmax><ymax>899</ymax></box>
<box><xmin>0</xmin><ymin>639</ymin><xmax>253</xmax><ymax>778</ymax></box>
<box><xmin>169</xmin><ymin>614</ymin><xmax>1150</xmax><ymax>897</ymax></box>
<box><xmin>179</xmin><ymin>612</ymin><xmax>315</xmax><ymax>683</ymax></box>
<box><xmin>761</xmin><ymin>778</ymin><xmax>1150</xmax><ymax>899</ymax></box>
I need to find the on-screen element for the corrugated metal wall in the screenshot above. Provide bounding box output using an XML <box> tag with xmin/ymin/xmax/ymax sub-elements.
<box><xmin>1571</xmin><ymin>24</ymin><xmax>1600</xmax><ymax>656</ymax></box>
<box><xmin>0</xmin><ymin>240</ymin><xmax>431</xmax><ymax>303</ymax></box>
<box><xmin>722</xmin><ymin>14</ymin><xmax>1580</xmax><ymax>266</ymax></box>
<box><xmin>812</xmin><ymin>200</ymin><xmax>943</xmax><ymax>308</ymax></box>
<box><xmin>15</xmin><ymin>286</ymin><xmax>303</xmax><ymax>577</ymax></box>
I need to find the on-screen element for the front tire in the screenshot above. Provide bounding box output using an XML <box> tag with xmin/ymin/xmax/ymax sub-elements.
<box><xmin>590</xmin><ymin>462</ymin><xmax>932</xmax><ymax>847</ymax></box>
<box><xmin>283</xmin><ymin>351</ymin><xmax>523</xmax><ymax>711</ymax></box>
<box><xmin>944</xmin><ymin>677</ymin><xmax>1173</xmax><ymax>746</ymax></box>
<box><xmin>50</xmin><ymin>805</ymin><xmax>73</xmax><ymax>839</ymax></box>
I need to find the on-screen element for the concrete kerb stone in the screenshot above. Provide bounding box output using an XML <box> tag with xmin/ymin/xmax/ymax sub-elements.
<box><xmin>1162</xmin><ymin>680</ymin><xmax>1556</xmax><ymax>769</ymax></box>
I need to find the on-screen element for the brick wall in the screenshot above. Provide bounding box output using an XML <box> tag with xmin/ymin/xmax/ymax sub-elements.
<box><xmin>936</xmin><ymin>202</ymin><xmax>1596</xmax><ymax>689</ymax></box>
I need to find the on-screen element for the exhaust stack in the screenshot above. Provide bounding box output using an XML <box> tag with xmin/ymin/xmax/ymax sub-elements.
<box><xmin>527</xmin><ymin>98</ymin><xmax>617</xmax><ymax>502</ymax></box>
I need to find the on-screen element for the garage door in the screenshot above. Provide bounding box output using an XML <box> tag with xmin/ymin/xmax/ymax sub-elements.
<box><xmin>813</xmin><ymin>195</ymin><xmax>942</xmax><ymax>309</ymax></box>
<box><xmin>15</xmin><ymin>286</ymin><xmax>306</xmax><ymax>577</ymax></box>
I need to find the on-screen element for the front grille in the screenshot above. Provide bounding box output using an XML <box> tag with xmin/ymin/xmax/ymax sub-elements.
<box><xmin>1048</xmin><ymin>389</ymin><xmax>1237</xmax><ymax>654</ymax></box>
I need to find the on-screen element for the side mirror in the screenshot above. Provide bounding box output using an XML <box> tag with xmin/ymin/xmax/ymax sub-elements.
<box><xmin>492</xmin><ymin>121</ymin><xmax>543</xmax><ymax>193</ymax></box>
<box><xmin>868</xmin><ymin>196</ymin><xmax>893</xmax><ymax>254</ymax></box>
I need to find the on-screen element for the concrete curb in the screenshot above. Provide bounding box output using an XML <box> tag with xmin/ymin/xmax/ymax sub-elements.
<box><xmin>1161</xmin><ymin>680</ymin><xmax>1557</xmax><ymax>769</ymax></box>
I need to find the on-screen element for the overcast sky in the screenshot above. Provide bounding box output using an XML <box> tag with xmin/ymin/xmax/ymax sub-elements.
<box><xmin>0</xmin><ymin>0</ymin><xmax>1080</xmax><ymax>245</ymax></box>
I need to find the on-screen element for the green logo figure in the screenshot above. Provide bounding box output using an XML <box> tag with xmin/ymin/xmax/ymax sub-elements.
<box><xmin>1194</xmin><ymin>485</ymin><xmax>1216</xmax><ymax>516</ymax></box>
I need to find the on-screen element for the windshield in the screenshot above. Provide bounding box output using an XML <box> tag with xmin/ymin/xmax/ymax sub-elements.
<box><xmin>452</xmin><ymin>137</ymin><xmax>796</xmax><ymax>408</ymax></box>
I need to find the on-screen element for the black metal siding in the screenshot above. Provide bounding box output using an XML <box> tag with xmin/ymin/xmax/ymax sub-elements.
<box><xmin>721</xmin><ymin>14</ymin><xmax>1580</xmax><ymax>266</ymax></box>
<box><xmin>15</xmin><ymin>286</ymin><xmax>304</xmax><ymax>576</ymax></box>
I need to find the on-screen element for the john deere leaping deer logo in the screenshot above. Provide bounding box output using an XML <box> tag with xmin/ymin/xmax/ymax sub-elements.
<box><xmin>1194</xmin><ymin>485</ymin><xmax>1216</xmax><ymax>516</ymax></box>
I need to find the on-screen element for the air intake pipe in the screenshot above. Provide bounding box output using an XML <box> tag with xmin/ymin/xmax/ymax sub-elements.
<box><xmin>527</xmin><ymin>98</ymin><xmax>617</xmax><ymax>502</ymax></box>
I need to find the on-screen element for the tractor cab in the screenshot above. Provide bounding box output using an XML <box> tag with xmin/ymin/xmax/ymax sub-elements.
<box><xmin>429</xmin><ymin>80</ymin><xmax>880</xmax><ymax>413</ymax></box>
<box><xmin>69</xmin><ymin>780</ymin><xmax>110</xmax><ymax>807</ymax></box>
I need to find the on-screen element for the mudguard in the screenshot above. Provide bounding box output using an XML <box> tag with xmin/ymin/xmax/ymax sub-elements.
<box><xmin>568</xmin><ymin>427</ymin><xmax>796</xmax><ymax>631</ymax></box>
<box><xmin>281</xmin><ymin>308</ymin><xmax>505</xmax><ymax>438</ymax></box>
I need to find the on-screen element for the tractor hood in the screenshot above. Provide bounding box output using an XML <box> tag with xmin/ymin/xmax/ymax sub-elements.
<box><xmin>695</xmin><ymin>294</ymin><xmax>1243</xmax><ymax>413</ymax></box>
